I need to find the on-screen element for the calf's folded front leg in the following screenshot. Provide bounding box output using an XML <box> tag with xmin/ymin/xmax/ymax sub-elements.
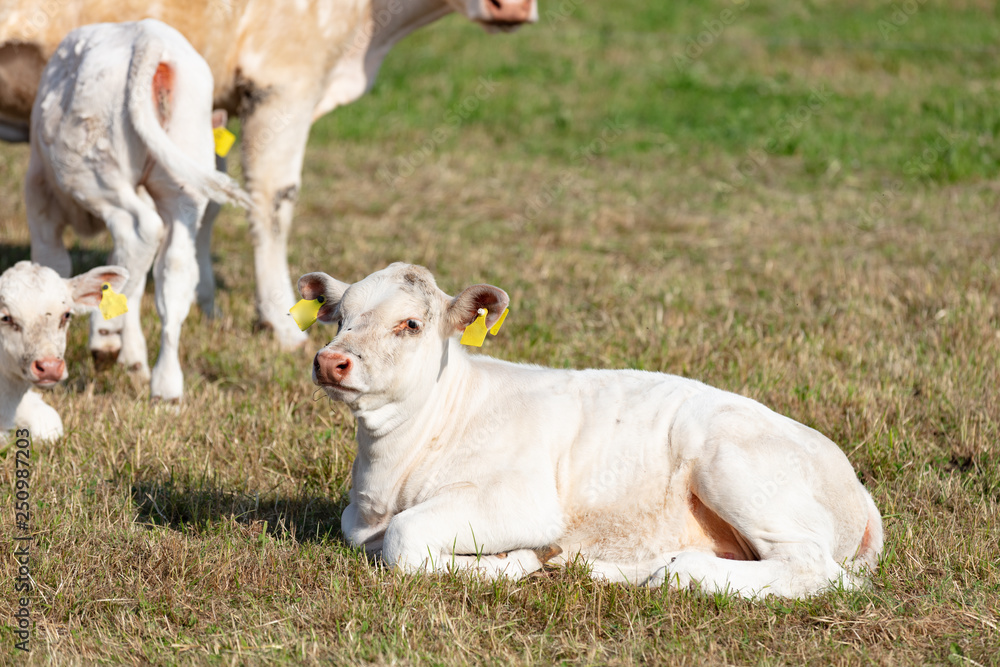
<box><xmin>380</xmin><ymin>488</ymin><xmax>563</xmax><ymax>580</ymax></box>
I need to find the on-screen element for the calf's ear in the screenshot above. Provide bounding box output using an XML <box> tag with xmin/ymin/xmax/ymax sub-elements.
<box><xmin>446</xmin><ymin>284</ymin><xmax>509</xmax><ymax>333</ymax></box>
<box><xmin>67</xmin><ymin>266</ymin><xmax>130</xmax><ymax>307</ymax></box>
<box><xmin>297</xmin><ymin>272</ymin><xmax>349</xmax><ymax>324</ymax></box>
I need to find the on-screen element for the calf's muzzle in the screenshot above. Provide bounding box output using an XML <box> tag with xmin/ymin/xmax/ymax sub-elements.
<box><xmin>314</xmin><ymin>349</ymin><xmax>353</xmax><ymax>386</ymax></box>
<box><xmin>485</xmin><ymin>0</ymin><xmax>533</xmax><ymax>23</ymax></box>
<box><xmin>31</xmin><ymin>357</ymin><xmax>66</xmax><ymax>384</ymax></box>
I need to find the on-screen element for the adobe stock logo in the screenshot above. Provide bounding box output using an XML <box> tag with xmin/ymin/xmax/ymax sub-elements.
<box><xmin>674</xmin><ymin>0</ymin><xmax>751</xmax><ymax>72</ymax></box>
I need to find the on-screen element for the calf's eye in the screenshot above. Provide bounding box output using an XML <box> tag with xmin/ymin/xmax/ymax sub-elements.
<box><xmin>1</xmin><ymin>314</ymin><xmax>20</xmax><ymax>332</ymax></box>
<box><xmin>61</xmin><ymin>311</ymin><xmax>72</xmax><ymax>326</ymax></box>
<box><xmin>394</xmin><ymin>319</ymin><xmax>422</xmax><ymax>335</ymax></box>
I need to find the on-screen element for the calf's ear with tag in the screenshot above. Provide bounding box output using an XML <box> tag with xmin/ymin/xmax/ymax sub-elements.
<box><xmin>447</xmin><ymin>283</ymin><xmax>509</xmax><ymax>334</ymax></box>
<box><xmin>292</xmin><ymin>272</ymin><xmax>350</xmax><ymax>329</ymax></box>
<box><xmin>67</xmin><ymin>266</ymin><xmax>130</xmax><ymax>309</ymax></box>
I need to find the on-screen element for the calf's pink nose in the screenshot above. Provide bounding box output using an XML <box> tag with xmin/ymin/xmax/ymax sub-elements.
<box><xmin>486</xmin><ymin>0</ymin><xmax>532</xmax><ymax>22</ymax></box>
<box><xmin>315</xmin><ymin>350</ymin><xmax>352</xmax><ymax>385</ymax></box>
<box><xmin>32</xmin><ymin>357</ymin><xmax>66</xmax><ymax>383</ymax></box>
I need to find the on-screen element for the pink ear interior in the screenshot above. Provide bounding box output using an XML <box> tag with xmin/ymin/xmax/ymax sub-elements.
<box><xmin>297</xmin><ymin>272</ymin><xmax>348</xmax><ymax>323</ymax></box>
<box><xmin>212</xmin><ymin>109</ymin><xmax>228</xmax><ymax>129</ymax></box>
<box><xmin>70</xmin><ymin>267</ymin><xmax>129</xmax><ymax>307</ymax></box>
<box><xmin>298</xmin><ymin>275</ymin><xmax>327</xmax><ymax>301</ymax></box>
<box><xmin>448</xmin><ymin>284</ymin><xmax>509</xmax><ymax>332</ymax></box>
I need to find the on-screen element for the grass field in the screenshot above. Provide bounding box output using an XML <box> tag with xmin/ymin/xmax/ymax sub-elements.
<box><xmin>2</xmin><ymin>0</ymin><xmax>1000</xmax><ymax>663</ymax></box>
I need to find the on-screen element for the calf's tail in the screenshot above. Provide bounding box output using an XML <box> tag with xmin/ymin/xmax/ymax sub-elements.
<box><xmin>125</xmin><ymin>33</ymin><xmax>253</xmax><ymax>211</ymax></box>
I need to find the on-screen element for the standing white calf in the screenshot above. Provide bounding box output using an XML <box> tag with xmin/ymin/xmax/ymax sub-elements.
<box><xmin>26</xmin><ymin>19</ymin><xmax>252</xmax><ymax>401</ymax></box>
<box><xmin>0</xmin><ymin>262</ymin><xmax>128</xmax><ymax>440</ymax></box>
<box><xmin>302</xmin><ymin>263</ymin><xmax>884</xmax><ymax>599</ymax></box>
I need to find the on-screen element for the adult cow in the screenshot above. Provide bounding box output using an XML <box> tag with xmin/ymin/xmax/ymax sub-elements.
<box><xmin>0</xmin><ymin>0</ymin><xmax>537</xmax><ymax>351</ymax></box>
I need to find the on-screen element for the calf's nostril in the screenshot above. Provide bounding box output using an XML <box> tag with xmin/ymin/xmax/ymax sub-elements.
<box><xmin>31</xmin><ymin>358</ymin><xmax>65</xmax><ymax>381</ymax></box>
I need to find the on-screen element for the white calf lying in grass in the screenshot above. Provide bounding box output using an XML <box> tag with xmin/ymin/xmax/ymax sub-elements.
<box><xmin>302</xmin><ymin>263</ymin><xmax>884</xmax><ymax>599</ymax></box>
<box><xmin>26</xmin><ymin>19</ymin><xmax>252</xmax><ymax>401</ymax></box>
<box><xmin>0</xmin><ymin>262</ymin><xmax>127</xmax><ymax>440</ymax></box>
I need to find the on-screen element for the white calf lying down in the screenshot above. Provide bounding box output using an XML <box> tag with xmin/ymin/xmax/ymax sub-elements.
<box><xmin>26</xmin><ymin>19</ymin><xmax>252</xmax><ymax>401</ymax></box>
<box><xmin>302</xmin><ymin>263</ymin><xmax>884</xmax><ymax>599</ymax></box>
<box><xmin>0</xmin><ymin>262</ymin><xmax>128</xmax><ymax>440</ymax></box>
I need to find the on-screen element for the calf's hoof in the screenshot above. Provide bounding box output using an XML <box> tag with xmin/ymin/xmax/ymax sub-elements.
<box><xmin>251</xmin><ymin>318</ymin><xmax>273</xmax><ymax>334</ymax></box>
<box><xmin>91</xmin><ymin>349</ymin><xmax>120</xmax><ymax>372</ymax></box>
<box><xmin>150</xmin><ymin>396</ymin><xmax>182</xmax><ymax>415</ymax></box>
<box><xmin>253</xmin><ymin>318</ymin><xmax>310</xmax><ymax>350</ymax></box>
<box><xmin>533</xmin><ymin>544</ymin><xmax>563</xmax><ymax>563</ymax></box>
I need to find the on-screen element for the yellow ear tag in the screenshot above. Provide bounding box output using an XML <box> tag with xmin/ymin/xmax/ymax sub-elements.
<box><xmin>213</xmin><ymin>126</ymin><xmax>236</xmax><ymax>157</ymax></box>
<box><xmin>489</xmin><ymin>307</ymin><xmax>509</xmax><ymax>336</ymax></box>
<box><xmin>99</xmin><ymin>283</ymin><xmax>128</xmax><ymax>320</ymax></box>
<box><xmin>460</xmin><ymin>308</ymin><xmax>490</xmax><ymax>347</ymax></box>
<box><xmin>289</xmin><ymin>296</ymin><xmax>324</xmax><ymax>331</ymax></box>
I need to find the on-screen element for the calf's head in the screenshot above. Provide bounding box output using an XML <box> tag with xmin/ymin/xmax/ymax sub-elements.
<box><xmin>301</xmin><ymin>263</ymin><xmax>507</xmax><ymax>411</ymax></box>
<box><xmin>0</xmin><ymin>262</ymin><xmax>128</xmax><ymax>387</ymax></box>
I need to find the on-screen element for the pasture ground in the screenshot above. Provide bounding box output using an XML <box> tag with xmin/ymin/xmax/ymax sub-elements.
<box><xmin>2</xmin><ymin>0</ymin><xmax>999</xmax><ymax>663</ymax></box>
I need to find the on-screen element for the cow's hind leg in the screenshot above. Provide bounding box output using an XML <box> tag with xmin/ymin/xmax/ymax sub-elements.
<box><xmin>96</xmin><ymin>189</ymin><xmax>165</xmax><ymax>375</ymax></box>
<box><xmin>647</xmin><ymin>548</ymin><xmax>862</xmax><ymax>599</ymax></box>
<box><xmin>26</xmin><ymin>153</ymin><xmax>72</xmax><ymax>278</ymax></box>
<box><xmin>195</xmin><ymin>200</ymin><xmax>219</xmax><ymax>318</ymax></box>
<box><xmin>648</xmin><ymin>437</ymin><xmax>871</xmax><ymax>599</ymax></box>
<box><xmin>239</xmin><ymin>90</ymin><xmax>314</xmax><ymax>348</ymax></box>
<box><xmin>149</xmin><ymin>193</ymin><xmax>204</xmax><ymax>401</ymax></box>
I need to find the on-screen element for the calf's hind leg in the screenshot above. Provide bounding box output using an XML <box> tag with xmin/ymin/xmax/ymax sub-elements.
<box><xmin>92</xmin><ymin>189</ymin><xmax>165</xmax><ymax>375</ymax></box>
<box><xmin>648</xmin><ymin>438</ymin><xmax>870</xmax><ymax>599</ymax></box>
<box><xmin>149</xmin><ymin>193</ymin><xmax>204</xmax><ymax>401</ymax></box>
<box><xmin>26</xmin><ymin>157</ymin><xmax>72</xmax><ymax>279</ymax></box>
<box><xmin>195</xmin><ymin>200</ymin><xmax>219</xmax><ymax>318</ymax></box>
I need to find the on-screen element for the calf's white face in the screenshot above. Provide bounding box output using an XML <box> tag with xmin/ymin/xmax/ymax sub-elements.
<box><xmin>0</xmin><ymin>262</ymin><xmax>129</xmax><ymax>388</ymax></box>
<box><xmin>301</xmin><ymin>263</ymin><xmax>507</xmax><ymax>411</ymax></box>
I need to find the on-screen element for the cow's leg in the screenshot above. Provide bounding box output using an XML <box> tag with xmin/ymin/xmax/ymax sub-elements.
<box><xmin>149</xmin><ymin>194</ymin><xmax>204</xmax><ymax>401</ymax></box>
<box><xmin>239</xmin><ymin>98</ymin><xmax>312</xmax><ymax>349</ymax></box>
<box><xmin>646</xmin><ymin>548</ymin><xmax>863</xmax><ymax>599</ymax></box>
<box><xmin>97</xmin><ymin>190</ymin><xmax>165</xmax><ymax>376</ymax></box>
<box><xmin>195</xmin><ymin>121</ymin><xmax>229</xmax><ymax>318</ymax></box>
<box><xmin>549</xmin><ymin>555</ymin><xmax>679</xmax><ymax>585</ymax></box>
<box><xmin>25</xmin><ymin>156</ymin><xmax>72</xmax><ymax>278</ymax></box>
<box><xmin>645</xmin><ymin>438</ymin><xmax>868</xmax><ymax>599</ymax></box>
<box><xmin>441</xmin><ymin>550</ymin><xmax>546</xmax><ymax>579</ymax></box>
<box><xmin>14</xmin><ymin>390</ymin><xmax>63</xmax><ymax>441</ymax></box>
<box><xmin>195</xmin><ymin>200</ymin><xmax>219</xmax><ymax>318</ymax></box>
<box><xmin>381</xmin><ymin>486</ymin><xmax>562</xmax><ymax>579</ymax></box>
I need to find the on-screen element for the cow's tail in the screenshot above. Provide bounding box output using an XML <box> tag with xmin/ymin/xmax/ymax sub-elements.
<box><xmin>125</xmin><ymin>34</ymin><xmax>253</xmax><ymax>211</ymax></box>
<box><xmin>850</xmin><ymin>487</ymin><xmax>884</xmax><ymax>573</ymax></box>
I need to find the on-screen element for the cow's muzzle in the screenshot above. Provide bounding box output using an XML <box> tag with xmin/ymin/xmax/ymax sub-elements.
<box><xmin>482</xmin><ymin>0</ymin><xmax>535</xmax><ymax>24</ymax></box>
<box><xmin>31</xmin><ymin>357</ymin><xmax>66</xmax><ymax>386</ymax></box>
<box><xmin>314</xmin><ymin>349</ymin><xmax>353</xmax><ymax>387</ymax></box>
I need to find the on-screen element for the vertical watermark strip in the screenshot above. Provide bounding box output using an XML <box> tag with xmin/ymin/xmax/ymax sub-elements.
<box><xmin>12</xmin><ymin>428</ymin><xmax>32</xmax><ymax>653</ymax></box>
